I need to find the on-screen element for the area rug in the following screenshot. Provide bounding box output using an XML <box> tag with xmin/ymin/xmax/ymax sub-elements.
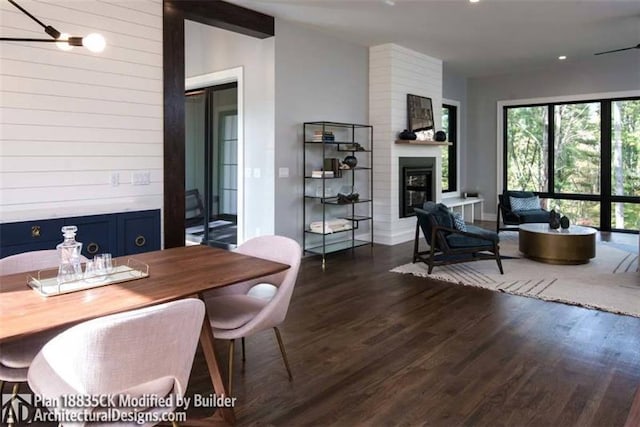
<box><xmin>391</xmin><ymin>232</ymin><xmax>640</xmax><ymax>317</ymax></box>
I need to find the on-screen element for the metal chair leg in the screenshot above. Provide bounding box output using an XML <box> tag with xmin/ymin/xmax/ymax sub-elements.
<box><xmin>241</xmin><ymin>337</ymin><xmax>246</xmax><ymax>362</ymax></box>
<box><xmin>227</xmin><ymin>339</ymin><xmax>235</xmax><ymax>396</ymax></box>
<box><xmin>273</xmin><ymin>327</ymin><xmax>293</xmax><ymax>381</ymax></box>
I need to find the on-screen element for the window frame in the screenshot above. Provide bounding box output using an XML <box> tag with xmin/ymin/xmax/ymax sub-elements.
<box><xmin>498</xmin><ymin>92</ymin><xmax>640</xmax><ymax>232</ymax></box>
<box><xmin>442</xmin><ymin>99</ymin><xmax>460</xmax><ymax>197</ymax></box>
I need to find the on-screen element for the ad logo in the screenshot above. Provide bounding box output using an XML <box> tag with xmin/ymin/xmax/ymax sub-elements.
<box><xmin>1</xmin><ymin>393</ymin><xmax>36</xmax><ymax>424</ymax></box>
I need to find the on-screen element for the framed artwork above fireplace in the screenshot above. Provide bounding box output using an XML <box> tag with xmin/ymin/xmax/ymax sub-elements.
<box><xmin>407</xmin><ymin>94</ymin><xmax>434</xmax><ymax>132</ymax></box>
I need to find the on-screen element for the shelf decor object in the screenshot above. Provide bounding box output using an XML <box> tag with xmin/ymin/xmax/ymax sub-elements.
<box><xmin>303</xmin><ymin>121</ymin><xmax>374</xmax><ymax>267</ymax></box>
<box><xmin>434</xmin><ymin>130</ymin><xmax>447</xmax><ymax>142</ymax></box>
<box><xmin>399</xmin><ymin>129</ymin><xmax>417</xmax><ymax>140</ymax></box>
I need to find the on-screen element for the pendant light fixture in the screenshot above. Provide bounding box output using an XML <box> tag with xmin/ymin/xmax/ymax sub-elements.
<box><xmin>0</xmin><ymin>0</ymin><xmax>106</xmax><ymax>52</ymax></box>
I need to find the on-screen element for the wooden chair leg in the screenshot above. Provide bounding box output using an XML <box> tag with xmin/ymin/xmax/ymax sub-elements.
<box><xmin>413</xmin><ymin>221</ymin><xmax>420</xmax><ymax>263</ymax></box>
<box><xmin>495</xmin><ymin>244</ymin><xmax>504</xmax><ymax>274</ymax></box>
<box><xmin>273</xmin><ymin>327</ymin><xmax>293</xmax><ymax>381</ymax></box>
<box><xmin>241</xmin><ymin>337</ymin><xmax>246</xmax><ymax>362</ymax></box>
<box><xmin>427</xmin><ymin>244</ymin><xmax>436</xmax><ymax>274</ymax></box>
<box><xmin>228</xmin><ymin>339</ymin><xmax>235</xmax><ymax>396</ymax></box>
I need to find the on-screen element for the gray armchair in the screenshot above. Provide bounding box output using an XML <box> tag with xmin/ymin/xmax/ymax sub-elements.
<box><xmin>413</xmin><ymin>202</ymin><xmax>504</xmax><ymax>274</ymax></box>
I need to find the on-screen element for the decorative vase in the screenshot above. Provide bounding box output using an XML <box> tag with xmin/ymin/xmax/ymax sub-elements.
<box><xmin>343</xmin><ymin>155</ymin><xmax>358</xmax><ymax>169</ymax></box>
<box><xmin>399</xmin><ymin>129</ymin><xmax>417</xmax><ymax>140</ymax></box>
<box><xmin>434</xmin><ymin>130</ymin><xmax>447</xmax><ymax>142</ymax></box>
<box><xmin>560</xmin><ymin>215</ymin><xmax>570</xmax><ymax>229</ymax></box>
<box><xmin>549</xmin><ymin>210</ymin><xmax>561</xmax><ymax>229</ymax></box>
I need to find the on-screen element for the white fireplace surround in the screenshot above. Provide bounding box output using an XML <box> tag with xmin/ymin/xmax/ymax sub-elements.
<box><xmin>369</xmin><ymin>43</ymin><xmax>444</xmax><ymax>245</ymax></box>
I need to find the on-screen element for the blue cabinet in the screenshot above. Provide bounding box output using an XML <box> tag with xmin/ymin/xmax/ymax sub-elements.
<box><xmin>68</xmin><ymin>214</ymin><xmax>117</xmax><ymax>258</ymax></box>
<box><xmin>0</xmin><ymin>219</ymin><xmax>64</xmax><ymax>258</ymax></box>
<box><xmin>0</xmin><ymin>210</ymin><xmax>161</xmax><ymax>259</ymax></box>
<box><xmin>117</xmin><ymin>210</ymin><xmax>161</xmax><ymax>255</ymax></box>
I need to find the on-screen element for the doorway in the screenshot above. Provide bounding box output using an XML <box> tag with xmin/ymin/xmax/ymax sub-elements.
<box><xmin>185</xmin><ymin>82</ymin><xmax>238</xmax><ymax>248</ymax></box>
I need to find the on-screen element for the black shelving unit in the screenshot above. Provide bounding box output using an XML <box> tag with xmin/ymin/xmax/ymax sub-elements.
<box><xmin>303</xmin><ymin>121</ymin><xmax>373</xmax><ymax>267</ymax></box>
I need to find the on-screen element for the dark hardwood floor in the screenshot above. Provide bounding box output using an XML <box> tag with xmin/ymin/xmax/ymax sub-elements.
<box><xmin>187</xmin><ymin>234</ymin><xmax>640</xmax><ymax>426</ymax></box>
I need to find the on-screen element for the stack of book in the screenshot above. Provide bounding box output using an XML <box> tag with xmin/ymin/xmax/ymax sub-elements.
<box><xmin>311</xmin><ymin>170</ymin><xmax>334</xmax><ymax>178</ymax></box>
<box><xmin>312</xmin><ymin>130</ymin><xmax>335</xmax><ymax>142</ymax></box>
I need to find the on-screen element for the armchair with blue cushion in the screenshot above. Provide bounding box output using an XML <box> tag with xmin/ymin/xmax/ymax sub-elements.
<box><xmin>413</xmin><ymin>202</ymin><xmax>504</xmax><ymax>274</ymax></box>
<box><xmin>496</xmin><ymin>190</ymin><xmax>550</xmax><ymax>233</ymax></box>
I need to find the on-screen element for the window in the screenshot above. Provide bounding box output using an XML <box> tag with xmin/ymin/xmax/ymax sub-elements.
<box><xmin>505</xmin><ymin>106</ymin><xmax>548</xmax><ymax>193</ymax></box>
<box><xmin>503</xmin><ymin>96</ymin><xmax>640</xmax><ymax>232</ymax></box>
<box><xmin>553</xmin><ymin>102</ymin><xmax>601</xmax><ymax>195</ymax></box>
<box><xmin>442</xmin><ymin>104</ymin><xmax>457</xmax><ymax>193</ymax></box>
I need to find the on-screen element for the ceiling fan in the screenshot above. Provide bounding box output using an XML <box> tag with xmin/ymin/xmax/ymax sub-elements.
<box><xmin>594</xmin><ymin>43</ymin><xmax>640</xmax><ymax>56</ymax></box>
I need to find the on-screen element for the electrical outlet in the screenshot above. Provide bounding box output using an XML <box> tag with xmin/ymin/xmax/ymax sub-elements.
<box><xmin>110</xmin><ymin>172</ymin><xmax>119</xmax><ymax>187</ymax></box>
<box><xmin>253</xmin><ymin>168</ymin><xmax>261</xmax><ymax>178</ymax></box>
<box><xmin>278</xmin><ymin>167</ymin><xmax>289</xmax><ymax>178</ymax></box>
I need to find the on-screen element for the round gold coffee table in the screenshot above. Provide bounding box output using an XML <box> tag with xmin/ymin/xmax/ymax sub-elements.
<box><xmin>518</xmin><ymin>223</ymin><xmax>596</xmax><ymax>264</ymax></box>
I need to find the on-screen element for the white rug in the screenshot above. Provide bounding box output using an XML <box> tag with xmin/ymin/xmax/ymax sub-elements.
<box><xmin>391</xmin><ymin>232</ymin><xmax>640</xmax><ymax>317</ymax></box>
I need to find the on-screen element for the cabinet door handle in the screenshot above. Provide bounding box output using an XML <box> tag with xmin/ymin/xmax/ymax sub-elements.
<box><xmin>135</xmin><ymin>235</ymin><xmax>146</xmax><ymax>247</ymax></box>
<box><xmin>31</xmin><ymin>225</ymin><xmax>41</xmax><ymax>238</ymax></box>
<box><xmin>87</xmin><ymin>242</ymin><xmax>100</xmax><ymax>255</ymax></box>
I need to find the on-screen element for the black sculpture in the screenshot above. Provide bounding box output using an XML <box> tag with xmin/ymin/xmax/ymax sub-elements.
<box><xmin>549</xmin><ymin>210</ymin><xmax>561</xmax><ymax>229</ymax></box>
<box><xmin>343</xmin><ymin>155</ymin><xmax>358</xmax><ymax>169</ymax></box>
<box><xmin>399</xmin><ymin>129</ymin><xmax>417</xmax><ymax>140</ymax></box>
<box><xmin>434</xmin><ymin>130</ymin><xmax>447</xmax><ymax>142</ymax></box>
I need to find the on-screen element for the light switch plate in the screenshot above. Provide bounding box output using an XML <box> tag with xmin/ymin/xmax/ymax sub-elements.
<box><xmin>278</xmin><ymin>167</ymin><xmax>289</xmax><ymax>178</ymax></box>
<box><xmin>132</xmin><ymin>171</ymin><xmax>151</xmax><ymax>185</ymax></box>
<box><xmin>110</xmin><ymin>172</ymin><xmax>119</xmax><ymax>187</ymax></box>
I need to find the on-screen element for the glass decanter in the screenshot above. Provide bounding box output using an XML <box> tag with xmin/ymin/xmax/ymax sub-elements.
<box><xmin>56</xmin><ymin>225</ymin><xmax>83</xmax><ymax>284</ymax></box>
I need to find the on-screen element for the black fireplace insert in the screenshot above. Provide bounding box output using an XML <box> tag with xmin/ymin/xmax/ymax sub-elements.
<box><xmin>401</xmin><ymin>166</ymin><xmax>433</xmax><ymax>218</ymax></box>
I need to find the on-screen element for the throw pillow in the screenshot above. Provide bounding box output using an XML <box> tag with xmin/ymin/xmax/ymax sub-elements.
<box><xmin>509</xmin><ymin>195</ymin><xmax>540</xmax><ymax>212</ymax></box>
<box><xmin>452</xmin><ymin>212</ymin><xmax>467</xmax><ymax>232</ymax></box>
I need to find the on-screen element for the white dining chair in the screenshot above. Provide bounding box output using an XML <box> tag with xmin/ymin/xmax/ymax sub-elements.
<box><xmin>28</xmin><ymin>298</ymin><xmax>205</xmax><ymax>427</ymax></box>
<box><xmin>202</xmin><ymin>235</ymin><xmax>302</xmax><ymax>395</ymax></box>
<box><xmin>0</xmin><ymin>250</ymin><xmax>87</xmax><ymax>403</ymax></box>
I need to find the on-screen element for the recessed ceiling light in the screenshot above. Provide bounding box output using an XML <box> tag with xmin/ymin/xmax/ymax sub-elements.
<box><xmin>469</xmin><ymin>0</ymin><xmax>480</xmax><ymax>3</ymax></box>
<box><xmin>384</xmin><ymin>0</ymin><xmax>395</xmax><ymax>5</ymax></box>
<box><xmin>558</xmin><ymin>55</ymin><xmax>567</xmax><ymax>60</ymax></box>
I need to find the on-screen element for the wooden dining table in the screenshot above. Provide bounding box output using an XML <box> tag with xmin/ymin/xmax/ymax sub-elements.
<box><xmin>0</xmin><ymin>244</ymin><xmax>290</xmax><ymax>425</ymax></box>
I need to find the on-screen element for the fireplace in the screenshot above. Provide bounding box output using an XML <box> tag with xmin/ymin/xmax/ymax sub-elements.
<box><xmin>399</xmin><ymin>157</ymin><xmax>435</xmax><ymax>218</ymax></box>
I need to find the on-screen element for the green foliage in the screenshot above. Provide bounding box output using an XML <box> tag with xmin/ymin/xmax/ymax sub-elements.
<box><xmin>506</xmin><ymin>99</ymin><xmax>640</xmax><ymax>230</ymax></box>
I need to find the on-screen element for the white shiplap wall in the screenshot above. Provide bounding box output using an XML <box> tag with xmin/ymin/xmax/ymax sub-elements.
<box><xmin>369</xmin><ymin>44</ymin><xmax>443</xmax><ymax>245</ymax></box>
<box><xmin>0</xmin><ymin>0</ymin><xmax>163</xmax><ymax>223</ymax></box>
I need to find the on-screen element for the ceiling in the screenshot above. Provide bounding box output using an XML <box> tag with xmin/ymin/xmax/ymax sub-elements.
<box><xmin>228</xmin><ymin>0</ymin><xmax>640</xmax><ymax>78</ymax></box>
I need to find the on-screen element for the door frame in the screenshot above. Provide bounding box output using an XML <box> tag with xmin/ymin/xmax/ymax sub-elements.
<box><xmin>162</xmin><ymin>0</ymin><xmax>273</xmax><ymax>249</ymax></box>
<box><xmin>186</xmin><ymin>68</ymin><xmax>244</xmax><ymax>243</ymax></box>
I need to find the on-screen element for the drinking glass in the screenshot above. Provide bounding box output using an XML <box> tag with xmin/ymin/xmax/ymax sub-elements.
<box><xmin>84</xmin><ymin>260</ymin><xmax>96</xmax><ymax>280</ymax></box>
<box><xmin>102</xmin><ymin>253</ymin><xmax>113</xmax><ymax>274</ymax></box>
<box><xmin>94</xmin><ymin>255</ymin><xmax>106</xmax><ymax>275</ymax></box>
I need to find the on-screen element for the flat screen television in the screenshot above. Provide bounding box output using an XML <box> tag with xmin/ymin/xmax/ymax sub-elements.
<box><xmin>407</xmin><ymin>94</ymin><xmax>434</xmax><ymax>132</ymax></box>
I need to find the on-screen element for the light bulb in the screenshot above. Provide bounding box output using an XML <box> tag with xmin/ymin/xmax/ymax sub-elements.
<box><xmin>56</xmin><ymin>33</ymin><xmax>73</xmax><ymax>51</ymax></box>
<box><xmin>82</xmin><ymin>33</ymin><xmax>106</xmax><ymax>53</ymax></box>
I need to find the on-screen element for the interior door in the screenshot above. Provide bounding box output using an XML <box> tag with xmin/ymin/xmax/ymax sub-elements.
<box><xmin>185</xmin><ymin>83</ymin><xmax>238</xmax><ymax>249</ymax></box>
